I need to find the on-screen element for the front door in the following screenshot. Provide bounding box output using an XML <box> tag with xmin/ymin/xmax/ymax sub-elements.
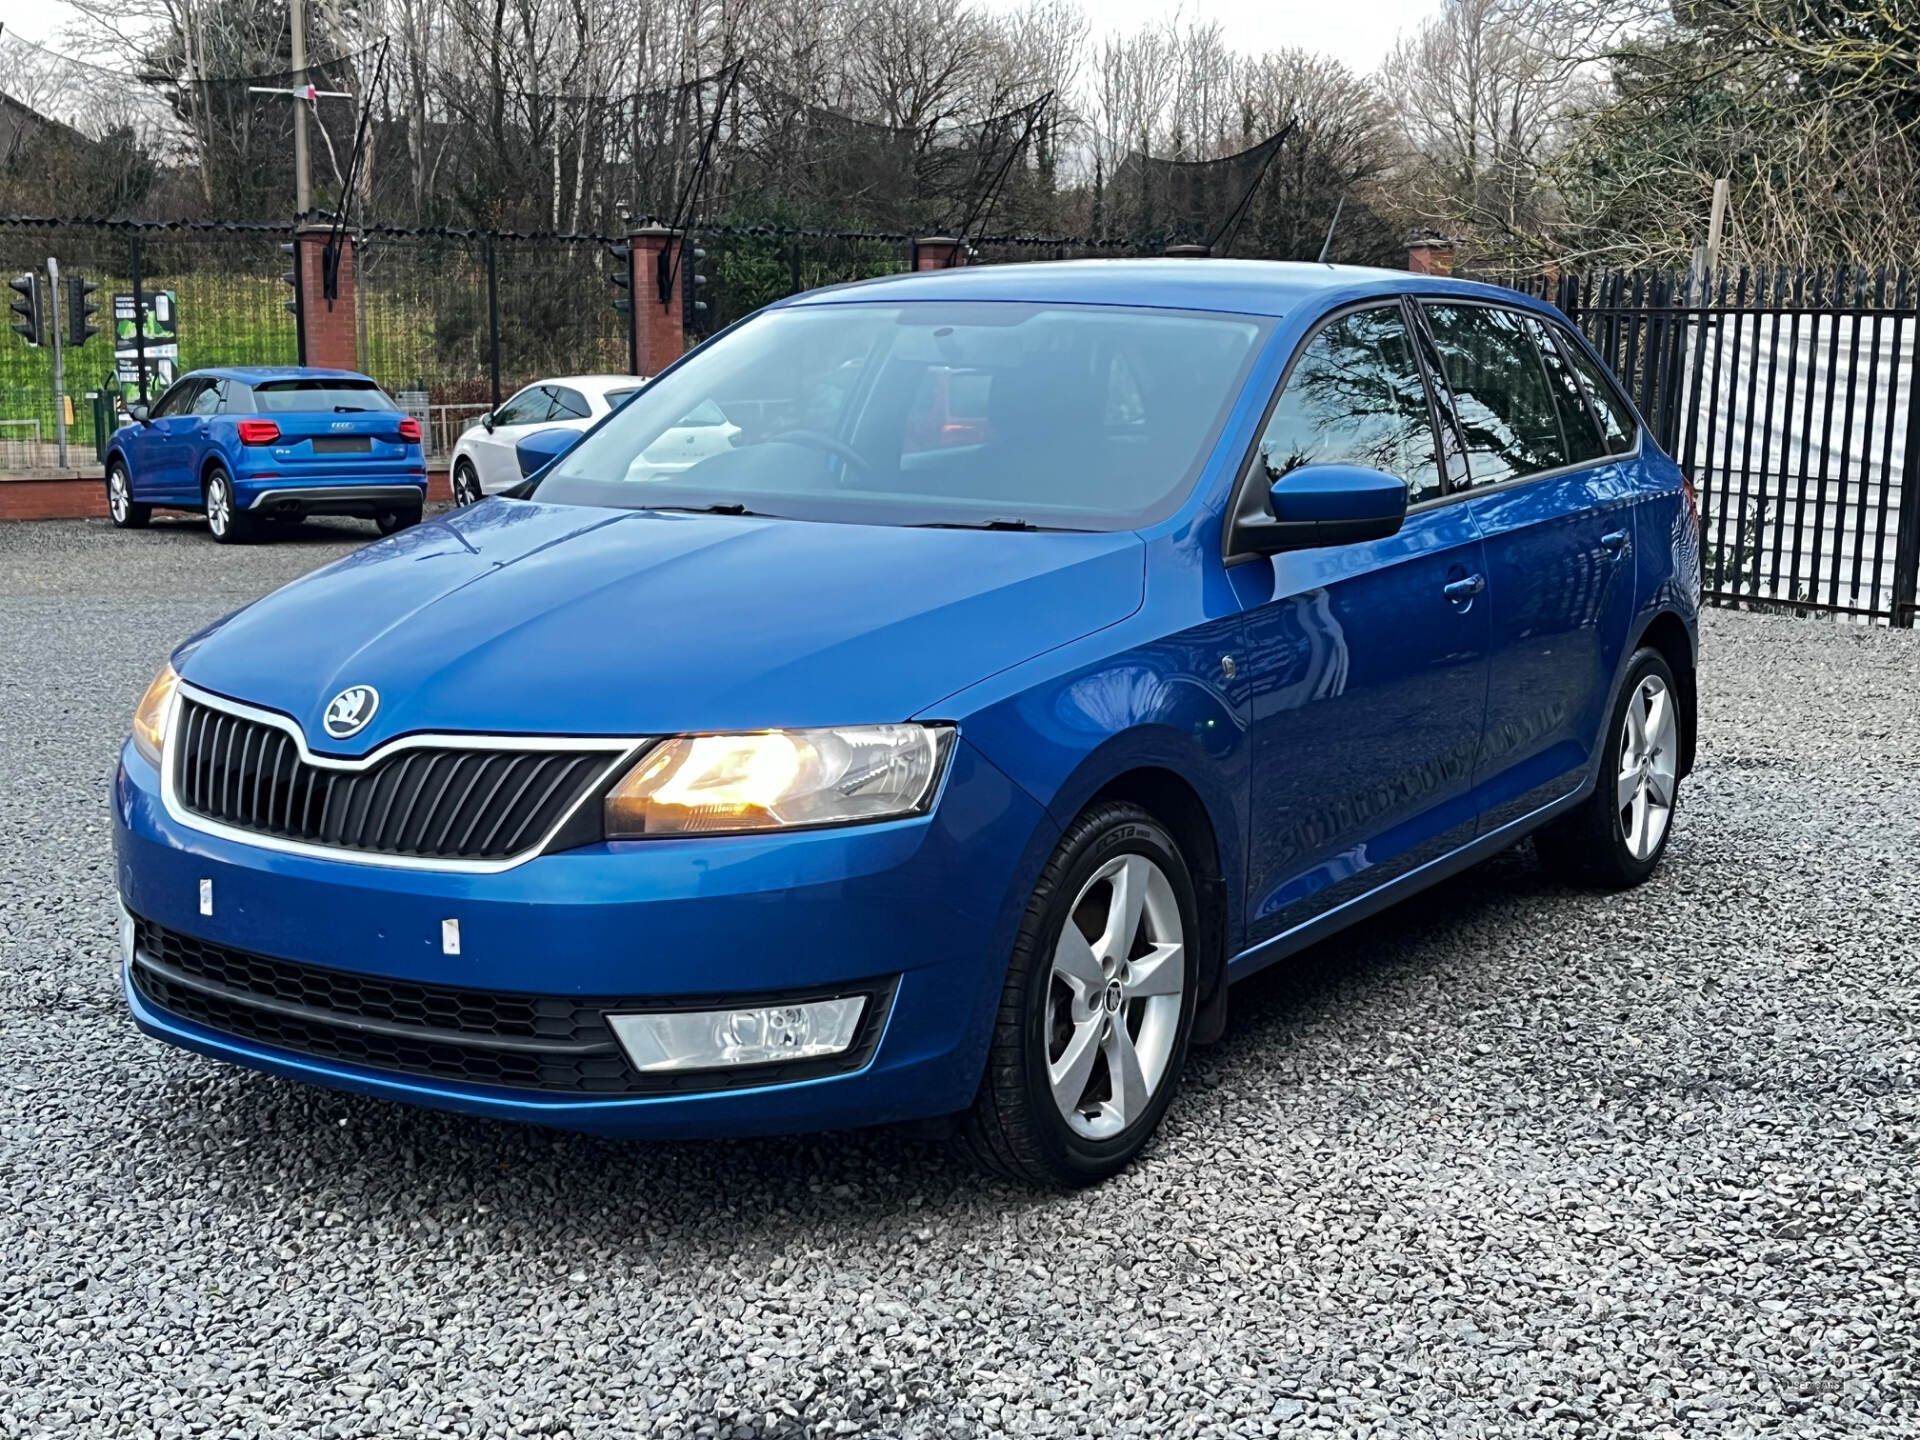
<box><xmin>129</xmin><ymin>377</ymin><xmax>205</xmax><ymax>502</ymax></box>
<box><xmin>469</xmin><ymin>385</ymin><xmax>555</xmax><ymax>490</ymax></box>
<box><xmin>1239</xmin><ymin>302</ymin><xmax>1491</xmax><ymax>948</ymax></box>
<box><xmin>1416</xmin><ymin>302</ymin><xmax>1638</xmax><ymax>831</ymax></box>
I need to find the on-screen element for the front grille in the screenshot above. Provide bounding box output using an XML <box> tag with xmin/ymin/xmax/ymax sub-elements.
<box><xmin>172</xmin><ymin>697</ymin><xmax>619</xmax><ymax>861</ymax></box>
<box><xmin>128</xmin><ymin>916</ymin><xmax>895</xmax><ymax>1096</ymax></box>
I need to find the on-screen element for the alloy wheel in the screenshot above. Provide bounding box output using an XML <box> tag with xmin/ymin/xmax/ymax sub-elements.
<box><xmin>108</xmin><ymin>468</ymin><xmax>128</xmax><ymax>523</ymax></box>
<box><xmin>1045</xmin><ymin>853</ymin><xmax>1185</xmax><ymax>1140</ymax></box>
<box><xmin>206</xmin><ymin>476</ymin><xmax>231</xmax><ymax>537</ymax></box>
<box><xmin>1617</xmin><ymin>673</ymin><xmax>1677</xmax><ymax>861</ymax></box>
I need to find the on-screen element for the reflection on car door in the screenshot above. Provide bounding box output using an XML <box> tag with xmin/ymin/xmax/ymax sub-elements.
<box><xmin>1417</xmin><ymin>303</ymin><xmax>1637</xmax><ymax>831</ymax></box>
<box><xmin>1238</xmin><ymin>302</ymin><xmax>1491</xmax><ymax>948</ymax></box>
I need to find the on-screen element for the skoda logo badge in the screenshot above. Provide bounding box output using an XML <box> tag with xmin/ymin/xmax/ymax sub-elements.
<box><xmin>323</xmin><ymin>685</ymin><xmax>379</xmax><ymax>740</ymax></box>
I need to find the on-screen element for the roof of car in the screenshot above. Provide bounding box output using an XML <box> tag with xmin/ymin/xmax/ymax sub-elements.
<box><xmin>517</xmin><ymin>374</ymin><xmax>645</xmax><ymax>393</ymax></box>
<box><xmin>194</xmin><ymin>366</ymin><xmax>376</xmax><ymax>384</ymax></box>
<box><xmin>780</xmin><ymin>258</ymin><xmax>1550</xmax><ymax>320</ymax></box>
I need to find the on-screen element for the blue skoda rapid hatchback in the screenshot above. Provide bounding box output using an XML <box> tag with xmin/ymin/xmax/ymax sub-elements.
<box><xmin>114</xmin><ymin>262</ymin><xmax>1699</xmax><ymax>1186</ymax></box>
<box><xmin>104</xmin><ymin>367</ymin><xmax>428</xmax><ymax>543</ymax></box>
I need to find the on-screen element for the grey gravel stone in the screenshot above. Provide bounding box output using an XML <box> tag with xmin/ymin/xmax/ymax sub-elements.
<box><xmin>1</xmin><ymin>514</ymin><xmax>1917</xmax><ymax>1438</ymax></box>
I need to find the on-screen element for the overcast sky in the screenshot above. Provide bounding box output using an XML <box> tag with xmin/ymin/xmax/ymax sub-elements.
<box><xmin>977</xmin><ymin>0</ymin><xmax>1443</xmax><ymax>73</ymax></box>
<box><xmin>1</xmin><ymin>0</ymin><xmax>1442</xmax><ymax>74</ymax></box>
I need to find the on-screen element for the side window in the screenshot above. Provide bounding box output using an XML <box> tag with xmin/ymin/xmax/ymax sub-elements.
<box><xmin>549</xmin><ymin>386</ymin><xmax>591</xmax><ymax>420</ymax></box>
<box><xmin>1255</xmin><ymin>305</ymin><xmax>1443</xmax><ymax>504</ymax></box>
<box><xmin>1557</xmin><ymin>332</ymin><xmax>1639</xmax><ymax>454</ymax></box>
<box><xmin>149</xmin><ymin>379</ymin><xmax>199</xmax><ymax>418</ymax></box>
<box><xmin>188</xmin><ymin>380</ymin><xmax>223</xmax><ymax>416</ymax></box>
<box><xmin>1524</xmin><ymin>318</ymin><xmax>1607</xmax><ymax>465</ymax></box>
<box><xmin>1420</xmin><ymin>303</ymin><xmax>1567</xmax><ymax>485</ymax></box>
<box><xmin>492</xmin><ymin>387</ymin><xmax>546</xmax><ymax>426</ymax></box>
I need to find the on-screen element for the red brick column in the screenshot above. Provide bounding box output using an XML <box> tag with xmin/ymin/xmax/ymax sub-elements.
<box><xmin>628</xmin><ymin>225</ymin><xmax>686</xmax><ymax>376</ymax></box>
<box><xmin>912</xmin><ymin>236</ymin><xmax>965</xmax><ymax>271</ymax></box>
<box><xmin>1407</xmin><ymin>238</ymin><xmax>1456</xmax><ymax>276</ymax></box>
<box><xmin>294</xmin><ymin>224</ymin><xmax>358</xmax><ymax>371</ymax></box>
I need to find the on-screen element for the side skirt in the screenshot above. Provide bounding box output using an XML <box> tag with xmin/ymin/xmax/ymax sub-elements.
<box><xmin>1225</xmin><ymin>779</ymin><xmax>1594</xmax><ymax>985</ymax></box>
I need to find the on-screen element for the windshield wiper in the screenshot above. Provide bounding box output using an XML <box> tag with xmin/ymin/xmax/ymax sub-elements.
<box><xmin>643</xmin><ymin>502</ymin><xmax>769</xmax><ymax>518</ymax></box>
<box><xmin>914</xmin><ymin>517</ymin><xmax>1054</xmax><ymax>532</ymax></box>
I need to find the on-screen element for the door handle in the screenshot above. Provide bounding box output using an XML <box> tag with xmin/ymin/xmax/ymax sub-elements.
<box><xmin>1442</xmin><ymin>573</ymin><xmax>1486</xmax><ymax>603</ymax></box>
<box><xmin>1600</xmin><ymin>529</ymin><xmax>1629</xmax><ymax>556</ymax></box>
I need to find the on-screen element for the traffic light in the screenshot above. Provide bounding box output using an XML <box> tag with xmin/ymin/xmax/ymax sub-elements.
<box><xmin>279</xmin><ymin>241</ymin><xmax>300</xmax><ymax>317</ymax></box>
<box><xmin>688</xmin><ymin>246</ymin><xmax>711</xmax><ymax>335</ymax></box>
<box><xmin>607</xmin><ymin>241</ymin><xmax>632</xmax><ymax>317</ymax></box>
<box><xmin>9</xmin><ymin>272</ymin><xmax>42</xmax><ymax>347</ymax></box>
<box><xmin>65</xmin><ymin>273</ymin><xmax>98</xmax><ymax>347</ymax></box>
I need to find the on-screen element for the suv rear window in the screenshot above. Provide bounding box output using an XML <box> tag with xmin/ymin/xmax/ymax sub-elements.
<box><xmin>251</xmin><ymin>380</ymin><xmax>396</xmax><ymax>413</ymax></box>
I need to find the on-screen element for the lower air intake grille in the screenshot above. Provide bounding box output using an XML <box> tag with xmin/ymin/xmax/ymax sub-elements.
<box><xmin>128</xmin><ymin>916</ymin><xmax>896</xmax><ymax>1096</ymax></box>
<box><xmin>172</xmin><ymin>697</ymin><xmax>618</xmax><ymax>861</ymax></box>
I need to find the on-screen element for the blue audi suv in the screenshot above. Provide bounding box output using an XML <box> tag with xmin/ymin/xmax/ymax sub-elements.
<box><xmin>105</xmin><ymin>367</ymin><xmax>428</xmax><ymax>543</ymax></box>
<box><xmin>113</xmin><ymin>262</ymin><xmax>1699</xmax><ymax>1186</ymax></box>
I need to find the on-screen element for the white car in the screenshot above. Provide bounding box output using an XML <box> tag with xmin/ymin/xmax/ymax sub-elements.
<box><xmin>449</xmin><ymin>375</ymin><xmax>644</xmax><ymax>502</ymax></box>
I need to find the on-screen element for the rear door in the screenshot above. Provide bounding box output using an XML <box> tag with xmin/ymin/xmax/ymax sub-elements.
<box><xmin>1417</xmin><ymin>301</ymin><xmax>1638</xmax><ymax>832</ymax></box>
<box><xmin>1238</xmin><ymin>301</ymin><xmax>1491</xmax><ymax>946</ymax></box>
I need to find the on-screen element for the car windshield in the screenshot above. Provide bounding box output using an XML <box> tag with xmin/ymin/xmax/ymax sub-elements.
<box><xmin>533</xmin><ymin>301</ymin><xmax>1268</xmax><ymax>530</ymax></box>
<box><xmin>252</xmin><ymin>380</ymin><xmax>397</xmax><ymax>413</ymax></box>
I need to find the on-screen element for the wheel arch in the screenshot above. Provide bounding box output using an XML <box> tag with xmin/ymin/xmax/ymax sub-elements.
<box><xmin>199</xmin><ymin>448</ymin><xmax>234</xmax><ymax>494</ymax></box>
<box><xmin>1632</xmin><ymin>609</ymin><xmax>1696</xmax><ymax>777</ymax></box>
<box><xmin>1079</xmin><ymin>763</ymin><xmax>1232</xmax><ymax>1046</ymax></box>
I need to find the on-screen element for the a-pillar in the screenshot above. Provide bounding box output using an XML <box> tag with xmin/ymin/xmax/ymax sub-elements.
<box><xmin>293</xmin><ymin>224</ymin><xmax>357</xmax><ymax>370</ymax></box>
<box><xmin>628</xmin><ymin>225</ymin><xmax>686</xmax><ymax>377</ymax></box>
<box><xmin>912</xmin><ymin>236</ymin><xmax>965</xmax><ymax>271</ymax></box>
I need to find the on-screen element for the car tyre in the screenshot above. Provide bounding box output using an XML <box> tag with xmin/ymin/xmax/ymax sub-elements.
<box><xmin>203</xmin><ymin>466</ymin><xmax>250</xmax><ymax>544</ymax></box>
<box><xmin>105</xmin><ymin>460</ymin><xmax>149</xmax><ymax>529</ymax></box>
<box><xmin>376</xmin><ymin>503</ymin><xmax>423</xmax><ymax>536</ymax></box>
<box><xmin>959</xmin><ymin>801</ymin><xmax>1198</xmax><ymax>1188</ymax></box>
<box><xmin>1533</xmin><ymin>645</ymin><xmax>1681</xmax><ymax>889</ymax></box>
<box><xmin>451</xmin><ymin>460</ymin><xmax>483</xmax><ymax>506</ymax></box>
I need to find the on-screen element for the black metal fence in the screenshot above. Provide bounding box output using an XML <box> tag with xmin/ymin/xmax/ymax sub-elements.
<box><xmin>1529</xmin><ymin>268</ymin><xmax>1920</xmax><ymax>627</ymax></box>
<box><xmin>0</xmin><ymin>219</ymin><xmax>296</xmax><ymax>466</ymax></box>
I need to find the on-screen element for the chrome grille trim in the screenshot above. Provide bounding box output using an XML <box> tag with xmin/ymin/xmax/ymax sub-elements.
<box><xmin>158</xmin><ymin>681</ymin><xmax>645</xmax><ymax>873</ymax></box>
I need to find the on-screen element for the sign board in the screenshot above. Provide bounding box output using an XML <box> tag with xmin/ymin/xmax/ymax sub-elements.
<box><xmin>112</xmin><ymin>290</ymin><xmax>179</xmax><ymax>403</ymax></box>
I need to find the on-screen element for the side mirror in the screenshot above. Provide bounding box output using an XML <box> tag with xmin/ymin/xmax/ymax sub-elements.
<box><xmin>1232</xmin><ymin>463</ymin><xmax>1408</xmax><ymax>555</ymax></box>
<box><xmin>479</xmin><ymin>411</ymin><xmax>495</xmax><ymax>432</ymax></box>
<box><xmin>514</xmin><ymin>425</ymin><xmax>581</xmax><ymax>479</ymax></box>
<box><xmin>129</xmin><ymin>404</ymin><xmax>150</xmax><ymax>424</ymax></box>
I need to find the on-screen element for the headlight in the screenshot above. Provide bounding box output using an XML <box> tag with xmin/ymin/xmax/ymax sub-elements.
<box><xmin>605</xmin><ymin>725</ymin><xmax>953</xmax><ymax>837</ymax></box>
<box><xmin>130</xmin><ymin>663</ymin><xmax>179</xmax><ymax>767</ymax></box>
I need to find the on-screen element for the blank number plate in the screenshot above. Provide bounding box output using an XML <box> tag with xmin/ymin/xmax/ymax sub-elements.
<box><xmin>310</xmin><ymin>436</ymin><xmax>372</xmax><ymax>455</ymax></box>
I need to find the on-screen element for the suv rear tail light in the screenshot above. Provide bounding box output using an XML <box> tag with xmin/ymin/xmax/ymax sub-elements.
<box><xmin>398</xmin><ymin>416</ymin><xmax>422</xmax><ymax>443</ymax></box>
<box><xmin>236</xmin><ymin>419</ymin><xmax>280</xmax><ymax>445</ymax></box>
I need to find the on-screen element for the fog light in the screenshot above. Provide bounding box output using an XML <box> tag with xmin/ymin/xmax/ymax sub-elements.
<box><xmin>607</xmin><ymin>996</ymin><xmax>866</xmax><ymax>1073</ymax></box>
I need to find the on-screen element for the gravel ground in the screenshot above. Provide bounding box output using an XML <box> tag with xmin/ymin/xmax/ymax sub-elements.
<box><xmin>1</xmin><ymin>513</ymin><xmax>1917</xmax><ymax>1439</ymax></box>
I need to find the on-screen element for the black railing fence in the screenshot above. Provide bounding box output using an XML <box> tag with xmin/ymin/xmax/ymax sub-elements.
<box><xmin>1512</xmin><ymin>267</ymin><xmax>1920</xmax><ymax>626</ymax></box>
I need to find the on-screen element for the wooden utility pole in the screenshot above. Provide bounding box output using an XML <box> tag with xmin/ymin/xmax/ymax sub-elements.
<box><xmin>291</xmin><ymin>0</ymin><xmax>311</xmax><ymax>215</ymax></box>
<box><xmin>1705</xmin><ymin>178</ymin><xmax>1729</xmax><ymax>277</ymax></box>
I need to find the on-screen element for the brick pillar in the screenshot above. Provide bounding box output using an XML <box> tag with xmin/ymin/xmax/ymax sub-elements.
<box><xmin>912</xmin><ymin>236</ymin><xmax>965</xmax><ymax>271</ymax></box>
<box><xmin>1407</xmin><ymin>237</ymin><xmax>1455</xmax><ymax>276</ymax></box>
<box><xmin>294</xmin><ymin>224</ymin><xmax>357</xmax><ymax>370</ymax></box>
<box><xmin>628</xmin><ymin>225</ymin><xmax>685</xmax><ymax>377</ymax></box>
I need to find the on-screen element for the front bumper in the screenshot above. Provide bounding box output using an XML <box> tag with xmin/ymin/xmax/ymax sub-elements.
<box><xmin>113</xmin><ymin>735</ymin><xmax>1044</xmax><ymax>1137</ymax></box>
